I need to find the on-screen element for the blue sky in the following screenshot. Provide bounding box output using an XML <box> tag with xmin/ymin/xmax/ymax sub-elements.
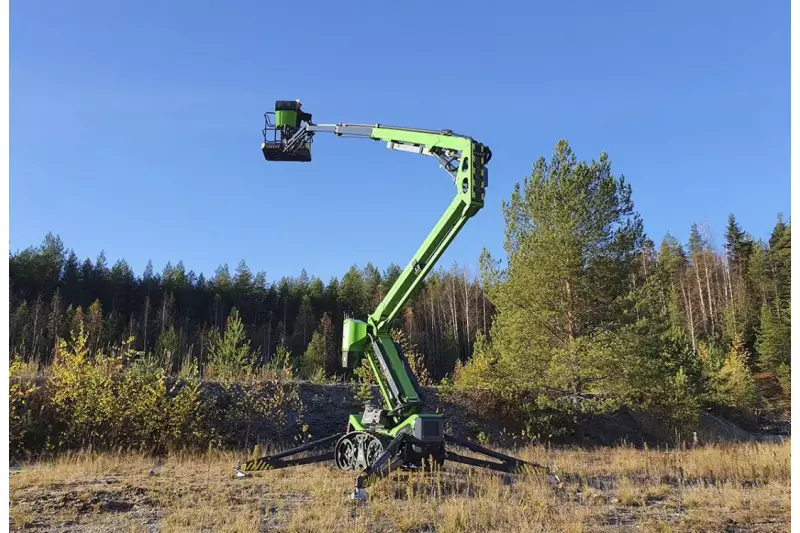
<box><xmin>10</xmin><ymin>1</ymin><xmax>789</xmax><ymax>283</ymax></box>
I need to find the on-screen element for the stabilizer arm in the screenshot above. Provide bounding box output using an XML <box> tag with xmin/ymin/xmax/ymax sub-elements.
<box><xmin>235</xmin><ymin>432</ymin><xmax>343</xmax><ymax>474</ymax></box>
<box><xmin>443</xmin><ymin>434</ymin><xmax>547</xmax><ymax>474</ymax></box>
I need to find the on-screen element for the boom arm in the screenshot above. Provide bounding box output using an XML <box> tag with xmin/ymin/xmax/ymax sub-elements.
<box><xmin>287</xmin><ymin>123</ymin><xmax>491</xmax><ymax>332</ymax></box>
<box><xmin>262</xmin><ymin>106</ymin><xmax>491</xmax><ymax>416</ymax></box>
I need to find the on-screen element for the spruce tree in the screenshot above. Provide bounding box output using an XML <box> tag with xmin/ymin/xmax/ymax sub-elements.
<box><xmin>756</xmin><ymin>304</ymin><xmax>790</xmax><ymax>372</ymax></box>
<box><xmin>725</xmin><ymin>214</ymin><xmax>753</xmax><ymax>274</ymax></box>
<box><xmin>209</xmin><ymin>307</ymin><xmax>253</xmax><ymax>378</ymax></box>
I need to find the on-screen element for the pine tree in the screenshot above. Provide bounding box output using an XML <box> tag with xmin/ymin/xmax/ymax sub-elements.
<box><xmin>382</xmin><ymin>263</ymin><xmax>403</xmax><ymax>291</ymax></box>
<box><xmin>269</xmin><ymin>343</ymin><xmax>293</xmax><ymax>380</ymax></box>
<box><xmin>725</xmin><ymin>214</ymin><xmax>753</xmax><ymax>275</ymax></box>
<box><xmin>317</xmin><ymin>312</ymin><xmax>338</xmax><ymax>376</ymax></box>
<box><xmin>485</xmin><ymin>140</ymin><xmax>645</xmax><ymax>411</ymax></box>
<box><xmin>142</xmin><ymin>260</ymin><xmax>154</xmax><ymax>280</ymax></box>
<box><xmin>297</xmin><ymin>269</ymin><xmax>310</xmax><ymax>292</ymax></box>
<box><xmin>162</xmin><ymin>261</ymin><xmax>175</xmax><ymax>284</ymax></box>
<box><xmin>80</xmin><ymin>257</ymin><xmax>94</xmax><ymax>289</ymax></box>
<box><xmin>363</xmin><ymin>262</ymin><xmax>382</xmax><ymax>308</ymax></box>
<box><xmin>110</xmin><ymin>259</ymin><xmax>135</xmax><ymax>315</ymax></box>
<box><xmin>767</xmin><ymin>216</ymin><xmax>791</xmax><ymax>314</ymax></box>
<box><xmin>234</xmin><ymin>260</ymin><xmax>253</xmax><ymax>295</ymax></box>
<box><xmin>308</xmin><ymin>278</ymin><xmax>324</xmax><ymax>300</ymax></box>
<box><xmin>325</xmin><ymin>276</ymin><xmax>340</xmax><ymax>309</ymax></box>
<box><xmin>354</xmin><ymin>361</ymin><xmax>376</xmax><ymax>406</ymax></box>
<box><xmin>62</xmin><ymin>251</ymin><xmax>81</xmax><ymax>303</ymax></box>
<box><xmin>748</xmin><ymin>242</ymin><xmax>770</xmax><ymax>309</ymax></box>
<box><xmin>340</xmin><ymin>265</ymin><xmax>368</xmax><ymax>318</ymax></box>
<box><xmin>212</xmin><ymin>264</ymin><xmax>233</xmax><ymax>293</ymax></box>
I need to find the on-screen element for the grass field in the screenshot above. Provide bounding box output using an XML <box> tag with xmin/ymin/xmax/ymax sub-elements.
<box><xmin>9</xmin><ymin>440</ymin><xmax>789</xmax><ymax>532</ymax></box>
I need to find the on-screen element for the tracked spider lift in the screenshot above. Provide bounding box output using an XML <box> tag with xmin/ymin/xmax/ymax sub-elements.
<box><xmin>236</xmin><ymin>100</ymin><xmax>551</xmax><ymax>499</ymax></box>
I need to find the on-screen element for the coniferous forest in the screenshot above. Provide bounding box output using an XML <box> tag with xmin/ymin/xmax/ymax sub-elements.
<box><xmin>9</xmin><ymin>235</ymin><xmax>491</xmax><ymax>382</ymax></box>
<box><xmin>9</xmin><ymin>141</ymin><xmax>791</xmax><ymax>451</ymax></box>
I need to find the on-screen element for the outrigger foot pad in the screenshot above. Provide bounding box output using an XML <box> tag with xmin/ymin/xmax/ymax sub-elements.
<box><xmin>350</xmin><ymin>488</ymin><xmax>368</xmax><ymax>501</ymax></box>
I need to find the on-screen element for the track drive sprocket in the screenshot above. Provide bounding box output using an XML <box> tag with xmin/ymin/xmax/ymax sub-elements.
<box><xmin>334</xmin><ymin>431</ymin><xmax>385</xmax><ymax>471</ymax></box>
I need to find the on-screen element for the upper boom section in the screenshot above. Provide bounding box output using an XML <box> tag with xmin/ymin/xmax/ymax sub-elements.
<box><xmin>365</xmin><ymin>127</ymin><xmax>490</xmax><ymax>332</ymax></box>
<box><xmin>261</xmin><ymin>101</ymin><xmax>491</xmax><ymax>335</ymax></box>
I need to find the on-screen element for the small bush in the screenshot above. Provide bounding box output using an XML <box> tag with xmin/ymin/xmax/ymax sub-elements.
<box><xmin>710</xmin><ymin>333</ymin><xmax>759</xmax><ymax>426</ymax></box>
<box><xmin>354</xmin><ymin>361</ymin><xmax>376</xmax><ymax>407</ymax></box>
<box><xmin>299</xmin><ymin>330</ymin><xmax>327</xmax><ymax>380</ymax></box>
<box><xmin>9</xmin><ymin>357</ymin><xmax>42</xmax><ymax>458</ymax></box>
<box><xmin>9</xmin><ymin>326</ymin><xmax>305</xmax><ymax>459</ymax></box>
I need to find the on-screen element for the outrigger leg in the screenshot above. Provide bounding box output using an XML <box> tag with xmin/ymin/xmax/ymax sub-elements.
<box><xmin>234</xmin><ymin>432</ymin><xmax>343</xmax><ymax>477</ymax></box>
<box><xmin>443</xmin><ymin>434</ymin><xmax>540</xmax><ymax>473</ymax></box>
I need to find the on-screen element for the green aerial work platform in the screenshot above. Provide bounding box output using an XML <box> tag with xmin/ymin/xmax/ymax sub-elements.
<box><xmin>236</xmin><ymin>100</ymin><xmax>556</xmax><ymax>500</ymax></box>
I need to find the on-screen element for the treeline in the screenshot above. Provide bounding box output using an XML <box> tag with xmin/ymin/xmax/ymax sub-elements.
<box><xmin>8</xmin><ymin>209</ymin><xmax>790</xmax><ymax>393</ymax></box>
<box><xmin>9</xmin><ymin>236</ymin><xmax>493</xmax><ymax>381</ymax></box>
<box><xmin>657</xmin><ymin>216</ymin><xmax>790</xmax><ymax>375</ymax></box>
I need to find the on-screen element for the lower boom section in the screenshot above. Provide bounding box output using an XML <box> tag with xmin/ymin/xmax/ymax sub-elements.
<box><xmin>235</xmin><ymin>410</ymin><xmax>557</xmax><ymax>498</ymax></box>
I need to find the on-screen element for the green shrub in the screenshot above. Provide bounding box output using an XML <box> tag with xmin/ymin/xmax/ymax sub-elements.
<box><xmin>9</xmin><ymin>325</ymin><xmax>305</xmax><ymax>458</ymax></box>
<box><xmin>298</xmin><ymin>330</ymin><xmax>326</xmax><ymax>380</ymax></box>
<box><xmin>354</xmin><ymin>361</ymin><xmax>376</xmax><ymax>407</ymax></box>
<box><xmin>710</xmin><ymin>333</ymin><xmax>759</xmax><ymax>426</ymax></box>
<box><xmin>9</xmin><ymin>357</ymin><xmax>42</xmax><ymax>458</ymax></box>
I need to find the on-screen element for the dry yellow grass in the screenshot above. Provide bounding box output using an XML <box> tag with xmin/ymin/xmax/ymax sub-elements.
<box><xmin>9</xmin><ymin>440</ymin><xmax>790</xmax><ymax>532</ymax></box>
